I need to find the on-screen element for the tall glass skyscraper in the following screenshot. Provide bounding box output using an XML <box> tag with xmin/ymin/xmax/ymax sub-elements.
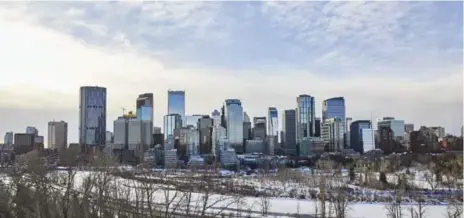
<box><xmin>167</xmin><ymin>90</ymin><xmax>185</xmax><ymax>125</ymax></box>
<box><xmin>136</xmin><ymin>93</ymin><xmax>153</xmax><ymax>123</ymax></box>
<box><xmin>268</xmin><ymin>107</ymin><xmax>278</xmax><ymax>137</ymax></box>
<box><xmin>296</xmin><ymin>95</ymin><xmax>315</xmax><ymax>142</ymax></box>
<box><xmin>322</xmin><ymin>97</ymin><xmax>346</xmax><ymax>133</ymax></box>
<box><xmin>224</xmin><ymin>99</ymin><xmax>244</xmax><ymax>145</ymax></box>
<box><xmin>79</xmin><ymin>86</ymin><xmax>106</xmax><ymax>146</ymax></box>
<box><xmin>282</xmin><ymin>109</ymin><xmax>296</xmax><ymax>155</ymax></box>
<box><xmin>163</xmin><ymin>114</ymin><xmax>182</xmax><ymax>140</ymax></box>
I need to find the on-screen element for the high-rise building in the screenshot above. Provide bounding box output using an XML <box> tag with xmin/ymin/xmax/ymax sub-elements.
<box><xmin>167</xmin><ymin>90</ymin><xmax>185</xmax><ymax>126</ymax></box>
<box><xmin>136</xmin><ymin>93</ymin><xmax>154</xmax><ymax>124</ymax></box>
<box><xmin>212</xmin><ymin>110</ymin><xmax>221</xmax><ymax>127</ymax></box>
<box><xmin>268</xmin><ymin>107</ymin><xmax>278</xmax><ymax>137</ymax></box>
<box><xmin>106</xmin><ymin>131</ymin><xmax>114</xmax><ymax>144</ymax></box>
<box><xmin>296</xmin><ymin>95</ymin><xmax>315</xmax><ymax>142</ymax></box>
<box><xmin>315</xmin><ymin>117</ymin><xmax>321</xmax><ymax>137</ymax></box>
<box><xmin>224</xmin><ymin>99</ymin><xmax>244</xmax><ymax>151</ymax></box>
<box><xmin>198</xmin><ymin>115</ymin><xmax>213</xmax><ymax>155</ymax></box>
<box><xmin>113</xmin><ymin>114</ymin><xmax>152</xmax><ymax>161</ymax></box>
<box><xmin>48</xmin><ymin>121</ymin><xmax>68</xmax><ymax>150</ymax></box>
<box><xmin>163</xmin><ymin>114</ymin><xmax>182</xmax><ymax>140</ymax></box>
<box><xmin>253</xmin><ymin>117</ymin><xmax>267</xmax><ymax>140</ymax></box>
<box><xmin>282</xmin><ymin>109</ymin><xmax>297</xmax><ymax>155</ymax></box>
<box><xmin>377</xmin><ymin>117</ymin><xmax>405</xmax><ymax>141</ymax></box>
<box><xmin>212</xmin><ymin>125</ymin><xmax>227</xmax><ymax>157</ymax></box>
<box><xmin>13</xmin><ymin>133</ymin><xmax>36</xmax><ymax>154</ymax></box>
<box><xmin>153</xmin><ymin>127</ymin><xmax>162</xmax><ymax>134</ymax></box>
<box><xmin>322</xmin><ymin>117</ymin><xmax>344</xmax><ymax>152</ymax></box>
<box><xmin>4</xmin><ymin>132</ymin><xmax>13</xmax><ymax>145</ymax></box>
<box><xmin>346</xmin><ymin>117</ymin><xmax>353</xmax><ymax>132</ymax></box>
<box><xmin>79</xmin><ymin>86</ymin><xmax>107</xmax><ymax>147</ymax></box>
<box><xmin>361</xmin><ymin>129</ymin><xmax>375</xmax><ymax>153</ymax></box>
<box><xmin>322</xmin><ymin>97</ymin><xmax>346</xmax><ymax>133</ymax></box>
<box><xmin>350</xmin><ymin>120</ymin><xmax>371</xmax><ymax>154</ymax></box>
<box><xmin>404</xmin><ymin>123</ymin><xmax>414</xmax><ymax>134</ymax></box>
<box><xmin>243</xmin><ymin>111</ymin><xmax>252</xmax><ymax>140</ymax></box>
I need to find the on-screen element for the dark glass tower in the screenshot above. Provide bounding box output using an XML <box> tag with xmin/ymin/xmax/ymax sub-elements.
<box><xmin>79</xmin><ymin>86</ymin><xmax>107</xmax><ymax>147</ymax></box>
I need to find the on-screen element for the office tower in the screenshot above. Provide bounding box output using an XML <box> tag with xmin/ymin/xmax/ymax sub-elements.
<box><xmin>106</xmin><ymin>131</ymin><xmax>114</xmax><ymax>144</ymax></box>
<box><xmin>243</xmin><ymin>111</ymin><xmax>252</xmax><ymax>141</ymax></box>
<box><xmin>410</xmin><ymin>127</ymin><xmax>440</xmax><ymax>153</ymax></box>
<box><xmin>136</xmin><ymin>93</ymin><xmax>154</xmax><ymax>124</ymax></box>
<box><xmin>198</xmin><ymin>115</ymin><xmax>213</xmax><ymax>155</ymax></box>
<box><xmin>185</xmin><ymin>114</ymin><xmax>204</xmax><ymax>127</ymax></box>
<box><xmin>245</xmin><ymin>139</ymin><xmax>265</xmax><ymax>153</ymax></box>
<box><xmin>220</xmin><ymin>106</ymin><xmax>226</xmax><ymax>128</ymax></box>
<box><xmin>26</xmin><ymin>127</ymin><xmax>38</xmax><ymax>135</ymax></box>
<box><xmin>296</xmin><ymin>95</ymin><xmax>315</xmax><ymax>142</ymax></box>
<box><xmin>268</xmin><ymin>107</ymin><xmax>278</xmax><ymax>137</ymax></box>
<box><xmin>404</xmin><ymin>123</ymin><xmax>414</xmax><ymax>134</ymax></box>
<box><xmin>13</xmin><ymin>133</ymin><xmax>35</xmax><ymax>154</ymax></box>
<box><xmin>346</xmin><ymin>117</ymin><xmax>353</xmax><ymax>132</ymax></box>
<box><xmin>282</xmin><ymin>109</ymin><xmax>297</xmax><ymax>155</ymax></box>
<box><xmin>212</xmin><ymin>125</ymin><xmax>227</xmax><ymax>157</ymax></box>
<box><xmin>224</xmin><ymin>99</ymin><xmax>244</xmax><ymax>151</ymax></box>
<box><xmin>429</xmin><ymin>126</ymin><xmax>445</xmax><ymax>138</ymax></box>
<box><xmin>377</xmin><ymin>117</ymin><xmax>405</xmax><ymax>141</ymax></box>
<box><xmin>79</xmin><ymin>86</ymin><xmax>107</xmax><ymax>147</ymax></box>
<box><xmin>187</xmin><ymin>128</ymin><xmax>199</xmax><ymax>156</ymax></box>
<box><xmin>48</xmin><ymin>121</ymin><xmax>68</xmax><ymax>150</ymax></box>
<box><xmin>361</xmin><ymin>129</ymin><xmax>375</xmax><ymax>153</ymax></box>
<box><xmin>163</xmin><ymin>114</ymin><xmax>182</xmax><ymax>140</ymax></box>
<box><xmin>350</xmin><ymin>120</ymin><xmax>371</xmax><ymax>154</ymax></box>
<box><xmin>322</xmin><ymin>118</ymin><xmax>344</xmax><ymax>152</ymax></box>
<box><xmin>322</xmin><ymin>97</ymin><xmax>346</xmax><ymax>133</ymax></box>
<box><xmin>4</xmin><ymin>132</ymin><xmax>13</xmax><ymax>145</ymax></box>
<box><xmin>167</xmin><ymin>90</ymin><xmax>185</xmax><ymax>125</ymax></box>
<box><xmin>113</xmin><ymin>115</ymin><xmax>152</xmax><ymax>161</ymax></box>
<box><xmin>212</xmin><ymin>109</ymin><xmax>221</xmax><ymax>127</ymax></box>
<box><xmin>253</xmin><ymin>117</ymin><xmax>267</xmax><ymax>140</ymax></box>
<box><xmin>315</xmin><ymin>117</ymin><xmax>321</xmax><ymax>137</ymax></box>
<box><xmin>164</xmin><ymin>135</ymin><xmax>177</xmax><ymax>168</ymax></box>
<box><xmin>299</xmin><ymin>137</ymin><xmax>324</xmax><ymax>157</ymax></box>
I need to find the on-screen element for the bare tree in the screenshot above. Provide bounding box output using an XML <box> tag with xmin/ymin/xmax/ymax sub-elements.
<box><xmin>446</xmin><ymin>200</ymin><xmax>463</xmax><ymax>218</ymax></box>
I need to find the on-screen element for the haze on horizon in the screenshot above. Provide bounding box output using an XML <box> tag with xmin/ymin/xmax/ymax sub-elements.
<box><xmin>0</xmin><ymin>1</ymin><xmax>462</xmax><ymax>143</ymax></box>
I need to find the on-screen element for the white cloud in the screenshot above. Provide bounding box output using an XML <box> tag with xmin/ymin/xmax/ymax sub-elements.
<box><xmin>0</xmin><ymin>2</ymin><xmax>462</xmax><ymax>142</ymax></box>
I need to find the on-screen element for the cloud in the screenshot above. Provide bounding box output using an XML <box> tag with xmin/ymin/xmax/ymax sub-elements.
<box><xmin>0</xmin><ymin>2</ymin><xmax>462</xmax><ymax>144</ymax></box>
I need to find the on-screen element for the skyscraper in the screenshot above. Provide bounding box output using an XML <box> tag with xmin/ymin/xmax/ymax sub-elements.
<box><xmin>48</xmin><ymin>121</ymin><xmax>68</xmax><ymax>150</ymax></box>
<box><xmin>79</xmin><ymin>86</ymin><xmax>107</xmax><ymax>147</ymax></box>
<box><xmin>377</xmin><ymin>117</ymin><xmax>405</xmax><ymax>141</ymax></box>
<box><xmin>163</xmin><ymin>114</ymin><xmax>182</xmax><ymax>141</ymax></box>
<box><xmin>212</xmin><ymin>109</ymin><xmax>221</xmax><ymax>127</ymax></box>
<box><xmin>322</xmin><ymin>117</ymin><xmax>344</xmax><ymax>152</ymax></box>
<box><xmin>268</xmin><ymin>107</ymin><xmax>278</xmax><ymax>138</ymax></box>
<box><xmin>4</xmin><ymin>132</ymin><xmax>13</xmax><ymax>145</ymax></box>
<box><xmin>253</xmin><ymin>117</ymin><xmax>267</xmax><ymax>140</ymax></box>
<box><xmin>315</xmin><ymin>117</ymin><xmax>321</xmax><ymax>137</ymax></box>
<box><xmin>346</xmin><ymin>117</ymin><xmax>353</xmax><ymax>132</ymax></box>
<box><xmin>322</xmin><ymin>97</ymin><xmax>346</xmax><ymax>133</ymax></box>
<box><xmin>224</xmin><ymin>99</ymin><xmax>244</xmax><ymax>148</ymax></box>
<box><xmin>296</xmin><ymin>95</ymin><xmax>315</xmax><ymax>142</ymax></box>
<box><xmin>167</xmin><ymin>90</ymin><xmax>185</xmax><ymax>125</ymax></box>
<box><xmin>198</xmin><ymin>115</ymin><xmax>213</xmax><ymax>155</ymax></box>
<box><xmin>282</xmin><ymin>109</ymin><xmax>297</xmax><ymax>155</ymax></box>
<box><xmin>136</xmin><ymin>93</ymin><xmax>154</xmax><ymax>124</ymax></box>
<box><xmin>350</xmin><ymin>120</ymin><xmax>371</xmax><ymax>154</ymax></box>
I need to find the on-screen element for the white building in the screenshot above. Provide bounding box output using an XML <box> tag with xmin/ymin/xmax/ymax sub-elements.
<box><xmin>113</xmin><ymin>117</ymin><xmax>127</xmax><ymax>150</ymax></box>
<box><xmin>212</xmin><ymin>126</ymin><xmax>227</xmax><ymax>157</ymax></box>
<box><xmin>47</xmin><ymin>121</ymin><xmax>68</xmax><ymax>150</ymax></box>
<box><xmin>164</xmin><ymin>149</ymin><xmax>178</xmax><ymax>168</ymax></box>
<box><xmin>113</xmin><ymin>116</ymin><xmax>152</xmax><ymax>160</ymax></box>
<box><xmin>322</xmin><ymin>118</ymin><xmax>344</xmax><ymax>152</ymax></box>
<box><xmin>361</xmin><ymin>128</ymin><xmax>375</xmax><ymax>153</ymax></box>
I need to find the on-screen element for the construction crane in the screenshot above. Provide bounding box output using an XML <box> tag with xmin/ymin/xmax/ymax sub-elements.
<box><xmin>120</xmin><ymin>107</ymin><xmax>126</xmax><ymax>115</ymax></box>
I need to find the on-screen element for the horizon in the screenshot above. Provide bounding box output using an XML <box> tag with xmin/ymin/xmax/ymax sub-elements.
<box><xmin>0</xmin><ymin>1</ymin><xmax>462</xmax><ymax>144</ymax></box>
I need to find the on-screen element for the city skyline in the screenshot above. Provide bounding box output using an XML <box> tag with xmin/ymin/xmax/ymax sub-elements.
<box><xmin>0</xmin><ymin>2</ymin><xmax>462</xmax><ymax>143</ymax></box>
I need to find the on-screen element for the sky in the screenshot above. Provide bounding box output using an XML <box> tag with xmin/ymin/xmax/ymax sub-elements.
<box><xmin>0</xmin><ymin>1</ymin><xmax>462</xmax><ymax>144</ymax></box>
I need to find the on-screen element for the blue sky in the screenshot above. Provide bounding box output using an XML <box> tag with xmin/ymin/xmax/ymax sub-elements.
<box><xmin>0</xmin><ymin>1</ymin><xmax>462</xmax><ymax>144</ymax></box>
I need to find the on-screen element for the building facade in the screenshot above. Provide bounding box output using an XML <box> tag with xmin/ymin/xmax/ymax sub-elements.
<box><xmin>47</xmin><ymin>121</ymin><xmax>68</xmax><ymax>150</ymax></box>
<box><xmin>377</xmin><ymin>117</ymin><xmax>405</xmax><ymax>141</ymax></box>
<box><xmin>4</xmin><ymin>132</ymin><xmax>13</xmax><ymax>145</ymax></box>
<box><xmin>253</xmin><ymin>117</ymin><xmax>267</xmax><ymax>140</ymax></box>
<box><xmin>315</xmin><ymin>117</ymin><xmax>321</xmax><ymax>137</ymax></box>
<box><xmin>282</xmin><ymin>109</ymin><xmax>297</xmax><ymax>155</ymax></box>
<box><xmin>245</xmin><ymin>139</ymin><xmax>265</xmax><ymax>153</ymax></box>
<box><xmin>267</xmin><ymin>107</ymin><xmax>278</xmax><ymax>137</ymax></box>
<box><xmin>198</xmin><ymin>115</ymin><xmax>213</xmax><ymax>155</ymax></box>
<box><xmin>299</xmin><ymin>137</ymin><xmax>324</xmax><ymax>157</ymax></box>
<box><xmin>185</xmin><ymin>114</ymin><xmax>204</xmax><ymax>127</ymax></box>
<box><xmin>404</xmin><ymin>123</ymin><xmax>414</xmax><ymax>134</ymax></box>
<box><xmin>224</xmin><ymin>99</ymin><xmax>244</xmax><ymax>147</ymax></box>
<box><xmin>429</xmin><ymin>126</ymin><xmax>445</xmax><ymax>138</ymax></box>
<box><xmin>163</xmin><ymin>114</ymin><xmax>182</xmax><ymax>140</ymax></box>
<box><xmin>79</xmin><ymin>86</ymin><xmax>107</xmax><ymax>147</ymax></box>
<box><xmin>167</xmin><ymin>90</ymin><xmax>185</xmax><ymax>126</ymax></box>
<box><xmin>346</xmin><ymin>117</ymin><xmax>353</xmax><ymax>132</ymax></box>
<box><xmin>136</xmin><ymin>93</ymin><xmax>154</xmax><ymax>124</ymax></box>
<box><xmin>361</xmin><ymin>129</ymin><xmax>375</xmax><ymax>154</ymax></box>
<box><xmin>350</xmin><ymin>120</ymin><xmax>371</xmax><ymax>154</ymax></box>
<box><xmin>296</xmin><ymin>95</ymin><xmax>315</xmax><ymax>142</ymax></box>
<box><xmin>322</xmin><ymin>117</ymin><xmax>344</xmax><ymax>152</ymax></box>
<box><xmin>212</xmin><ymin>109</ymin><xmax>221</xmax><ymax>127</ymax></box>
<box><xmin>322</xmin><ymin>97</ymin><xmax>346</xmax><ymax>133</ymax></box>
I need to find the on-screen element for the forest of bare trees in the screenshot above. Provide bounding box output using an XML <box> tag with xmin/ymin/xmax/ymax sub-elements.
<box><xmin>0</xmin><ymin>150</ymin><xmax>462</xmax><ymax>218</ymax></box>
